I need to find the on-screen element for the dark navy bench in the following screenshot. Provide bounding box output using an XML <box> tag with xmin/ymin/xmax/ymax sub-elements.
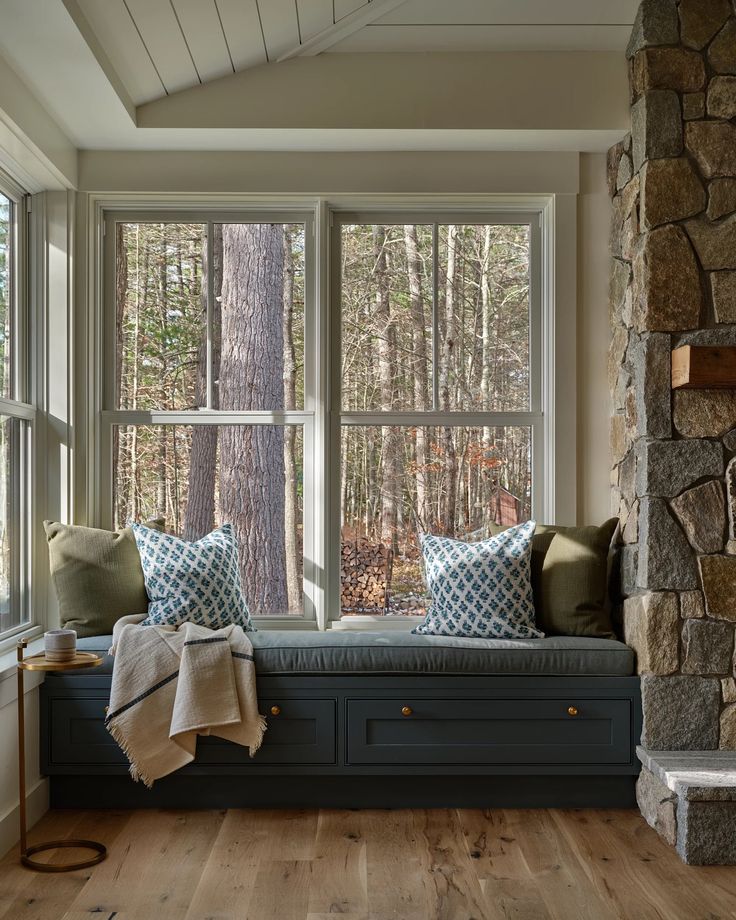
<box><xmin>41</xmin><ymin>631</ymin><xmax>642</xmax><ymax>808</ymax></box>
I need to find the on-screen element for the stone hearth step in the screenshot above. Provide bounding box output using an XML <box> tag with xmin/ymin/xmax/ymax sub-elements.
<box><xmin>637</xmin><ymin>746</ymin><xmax>736</xmax><ymax>865</ymax></box>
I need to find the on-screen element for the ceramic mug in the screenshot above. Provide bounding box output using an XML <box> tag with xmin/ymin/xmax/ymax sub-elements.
<box><xmin>44</xmin><ymin>628</ymin><xmax>77</xmax><ymax>662</ymax></box>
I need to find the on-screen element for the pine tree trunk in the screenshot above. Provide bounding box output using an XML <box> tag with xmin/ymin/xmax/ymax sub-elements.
<box><xmin>403</xmin><ymin>225</ymin><xmax>430</xmax><ymax>531</ymax></box>
<box><xmin>156</xmin><ymin>226</ymin><xmax>169</xmax><ymax>520</ymax></box>
<box><xmin>282</xmin><ymin>226</ymin><xmax>301</xmax><ymax>611</ymax></box>
<box><xmin>114</xmin><ymin>223</ymin><xmax>128</xmax><ymax>527</ymax></box>
<box><xmin>440</xmin><ymin>225</ymin><xmax>458</xmax><ymax>535</ymax></box>
<box><xmin>480</xmin><ymin>226</ymin><xmax>494</xmax><ymax>519</ymax></box>
<box><xmin>373</xmin><ymin>226</ymin><xmax>401</xmax><ymax>554</ymax></box>
<box><xmin>129</xmin><ymin>227</ymin><xmax>143</xmax><ymax>523</ymax></box>
<box><xmin>184</xmin><ymin>225</ymin><xmax>222</xmax><ymax>541</ymax></box>
<box><xmin>219</xmin><ymin>224</ymin><xmax>287</xmax><ymax>614</ymax></box>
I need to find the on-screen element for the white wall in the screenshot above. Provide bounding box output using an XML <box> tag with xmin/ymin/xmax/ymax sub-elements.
<box><xmin>577</xmin><ymin>152</ymin><xmax>613</xmax><ymax>525</ymax></box>
<box><xmin>0</xmin><ymin>190</ymin><xmax>75</xmax><ymax>858</ymax></box>
<box><xmin>76</xmin><ymin>149</ymin><xmax>580</xmax><ymax>194</ymax></box>
<box><xmin>0</xmin><ymin>132</ymin><xmax>615</xmax><ymax>859</ymax></box>
<box><xmin>0</xmin><ymin>672</ymin><xmax>48</xmax><ymax>859</ymax></box>
<box><xmin>0</xmin><ymin>54</ymin><xmax>76</xmax><ymax>191</ymax></box>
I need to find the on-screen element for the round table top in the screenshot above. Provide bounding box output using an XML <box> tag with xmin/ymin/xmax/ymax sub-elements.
<box><xmin>18</xmin><ymin>651</ymin><xmax>104</xmax><ymax>672</ymax></box>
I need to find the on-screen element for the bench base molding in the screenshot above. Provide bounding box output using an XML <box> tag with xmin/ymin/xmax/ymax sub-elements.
<box><xmin>50</xmin><ymin>774</ymin><xmax>637</xmax><ymax>810</ymax></box>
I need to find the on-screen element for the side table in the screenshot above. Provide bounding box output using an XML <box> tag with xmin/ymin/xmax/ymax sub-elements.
<box><xmin>17</xmin><ymin>637</ymin><xmax>107</xmax><ymax>871</ymax></box>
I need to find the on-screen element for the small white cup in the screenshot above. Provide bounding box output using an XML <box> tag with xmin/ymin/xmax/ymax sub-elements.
<box><xmin>44</xmin><ymin>629</ymin><xmax>77</xmax><ymax>662</ymax></box>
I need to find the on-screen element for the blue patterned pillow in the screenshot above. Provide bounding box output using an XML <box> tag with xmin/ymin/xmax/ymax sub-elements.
<box><xmin>412</xmin><ymin>520</ymin><xmax>542</xmax><ymax>639</ymax></box>
<box><xmin>132</xmin><ymin>523</ymin><xmax>254</xmax><ymax>632</ymax></box>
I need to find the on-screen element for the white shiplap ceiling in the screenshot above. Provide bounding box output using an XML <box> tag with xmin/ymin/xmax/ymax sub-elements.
<box><xmin>71</xmin><ymin>0</ymin><xmax>638</xmax><ymax>105</ymax></box>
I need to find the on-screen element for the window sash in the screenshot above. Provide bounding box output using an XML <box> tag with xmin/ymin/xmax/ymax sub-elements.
<box><xmin>101</xmin><ymin>211</ymin><xmax>318</xmax><ymax>623</ymax></box>
<box><xmin>0</xmin><ymin>171</ymin><xmax>33</xmax><ymax>642</ymax></box>
<box><xmin>332</xmin><ymin>212</ymin><xmax>542</xmax><ymax>416</ymax></box>
<box><xmin>329</xmin><ymin>211</ymin><xmax>544</xmax><ymax>622</ymax></box>
<box><xmin>102</xmin><ymin>211</ymin><xmax>312</xmax><ymax>415</ymax></box>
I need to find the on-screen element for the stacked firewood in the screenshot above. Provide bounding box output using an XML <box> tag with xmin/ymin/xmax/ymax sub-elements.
<box><xmin>340</xmin><ymin>539</ymin><xmax>393</xmax><ymax>614</ymax></box>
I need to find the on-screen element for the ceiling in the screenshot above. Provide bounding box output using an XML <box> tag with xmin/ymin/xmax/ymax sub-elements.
<box><xmin>0</xmin><ymin>0</ymin><xmax>634</xmax><ymax>157</ymax></box>
<box><xmin>69</xmin><ymin>0</ymin><xmax>638</xmax><ymax>105</ymax></box>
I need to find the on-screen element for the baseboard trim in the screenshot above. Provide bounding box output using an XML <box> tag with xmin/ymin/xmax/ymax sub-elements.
<box><xmin>0</xmin><ymin>778</ymin><xmax>49</xmax><ymax>859</ymax></box>
<box><xmin>51</xmin><ymin>774</ymin><xmax>636</xmax><ymax>810</ymax></box>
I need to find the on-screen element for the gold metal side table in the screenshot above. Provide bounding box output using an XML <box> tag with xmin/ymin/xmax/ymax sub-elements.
<box><xmin>17</xmin><ymin>638</ymin><xmax>107</xmax><ymax>872</ymax></box>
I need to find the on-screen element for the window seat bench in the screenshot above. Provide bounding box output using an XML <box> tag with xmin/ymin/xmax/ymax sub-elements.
<box><xmin>41</xmin><ymin>631</ymin><xmax>642</xmax><ymax>809</ymax></box>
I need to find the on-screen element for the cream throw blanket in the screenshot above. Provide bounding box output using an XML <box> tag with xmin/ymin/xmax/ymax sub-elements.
<box><xmin>106</xmin><ymin>615</ymin><xmax>266</xmax><ymax>787</ymax></box>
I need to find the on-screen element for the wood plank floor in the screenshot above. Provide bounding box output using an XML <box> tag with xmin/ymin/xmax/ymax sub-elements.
<box><xmin>2</xmin><ymin>808</ymin><xmax>736</xmax><ymax>920</ymax></box>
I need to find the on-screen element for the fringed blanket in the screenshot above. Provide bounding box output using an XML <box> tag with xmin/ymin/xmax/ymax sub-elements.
<box><xmin>106</xmin><ymin>615</ymin><xmax>266</xmax><ymax>787</ymax></box>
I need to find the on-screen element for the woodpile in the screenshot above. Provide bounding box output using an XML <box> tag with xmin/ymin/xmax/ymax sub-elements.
<box><xmin>340</xmin><ymin>539</ymin><xmax>393</xmax><ymax>614</ymax></box>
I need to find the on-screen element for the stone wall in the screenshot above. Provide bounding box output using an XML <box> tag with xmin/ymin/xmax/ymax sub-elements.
<box><xmin>610</xmin><ymin>0</ymin><xmax>736</xmax><ymax>752</ymax></box>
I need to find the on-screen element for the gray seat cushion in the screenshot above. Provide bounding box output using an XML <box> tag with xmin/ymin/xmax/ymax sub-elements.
<box><xmin>75</xmin><ymin>630</ymin><xmax>634</xmax><ymax>677</ymax></box>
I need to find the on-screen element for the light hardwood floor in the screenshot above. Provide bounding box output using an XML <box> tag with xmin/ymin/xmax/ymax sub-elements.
<box><xmin>1</xmin><ymin>807</ymin><xmax>736</xmax><ymax>920</ymax></box>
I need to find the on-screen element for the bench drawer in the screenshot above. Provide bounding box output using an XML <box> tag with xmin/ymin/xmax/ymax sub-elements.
<box><xmin>49</xmin><ymin>698</ymin><xmax>127</xmax><ymax>765</ymax></box>
<box><xmin>197</xmin><ymin>699</ymin><xmax>336</xmax><ymax>764</ymax></box>
<box><xmin>47</xmin><ymin>697</ymin><xmax>336</xmax><ymax>767</ymax></box>
<box><xmin>346</xmin><ymin>698</ymin><xmax>631</xmax><ymax>765</ymax></box>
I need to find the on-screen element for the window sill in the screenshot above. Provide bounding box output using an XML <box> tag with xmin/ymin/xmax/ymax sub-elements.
<box><xmin>329</xmin><ymin>616</ymin><xmax>423</xmax><ymax>631</ymax></box>
<box><xmin>253</xmin><ymin>618</ymin><xmax>318</xmax><ymax>631</ymax></box>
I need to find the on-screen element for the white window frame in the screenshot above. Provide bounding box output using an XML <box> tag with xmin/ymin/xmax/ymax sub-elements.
<box><xmin>329</xmin><ymin>209</ymin><xmax>545</xmax><ymax>629</ymax></box>
<box><xmin>89</xmin><ymin>194</ymin><xmax>566</xmax><ymax>632</ymax></box>
<box><xmin>99</xmin><ymin>208</ymin><xmax>319</xmax><ymax>629</ymax></box>
<box><xmin>0</xmin><ymin>168</ymin><xmax>36</xmax><ymax>651</ymax></box>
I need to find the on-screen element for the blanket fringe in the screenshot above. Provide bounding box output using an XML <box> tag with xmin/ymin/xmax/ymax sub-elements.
<box><xmin>248</xmin><ymin>714</ymin><xmax>268</xmax><ymax>757</ymax></box>
<box><xmin>106</xmin><ymin>718</ymin><xmax>156</xmax><ymax>789</ymax></box>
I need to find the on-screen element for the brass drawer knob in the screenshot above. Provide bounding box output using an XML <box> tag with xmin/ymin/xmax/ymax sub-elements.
<box><xmin>567</xmin><ymin>706</ymin><xmax>579</xmax><ymax>717</ymax></box>
<box><xmin>270</xmin><ymin>705</ymin><xmax>281</xmax><ymax>717</ymax></box>
<box><xmin>401</xmin><ymin>706</ymin><xmax>413</xmax><ymax>717</ymax></box>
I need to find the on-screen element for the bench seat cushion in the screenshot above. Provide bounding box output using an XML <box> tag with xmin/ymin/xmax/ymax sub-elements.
<box><xmin>75</xmin><ymin>630</ymin><xmax>634</xmax><ymax>677</ymax></box>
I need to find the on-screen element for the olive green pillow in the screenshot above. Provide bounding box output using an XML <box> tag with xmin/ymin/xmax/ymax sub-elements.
<box><xmin>491</xmin><ymin>519</ymin><xmax>619</xmax><ymax>638</ymax></box>
<box><xmin>44</xmin><ymin>519</ymin><xmax>165</xmax><ymax>638</ymax></box>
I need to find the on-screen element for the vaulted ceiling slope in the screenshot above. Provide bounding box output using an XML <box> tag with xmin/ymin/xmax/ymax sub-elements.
<box><xmin>0</xmin><ymin>0</ymin><xmax>633</xmax><ymax>153</ymax></box>
<box><xmin>67</xmin><ymin>0</ymin><xmax>637</xmax><ymax>105</ymax></box>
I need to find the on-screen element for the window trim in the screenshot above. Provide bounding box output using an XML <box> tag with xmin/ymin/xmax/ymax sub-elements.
<box><xmin>87</xmin><ymin>194</ymin><xmax>571</xmax><ymax>632</ymax></box>
<box><xmin>0</xmin><ymin>168</ymin><xmax>36</xmax><ymax>650</ymax></box>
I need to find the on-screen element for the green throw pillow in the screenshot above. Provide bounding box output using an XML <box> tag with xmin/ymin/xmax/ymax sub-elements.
<box><xmin>44</xmin><ymin>519</ymin><xmax>165</xmax><ymax>638</ymax></box>
<box><xmin>491</xmin><ymin>519</ymin><xmax>618</xmax><ymax>638</ymax></box>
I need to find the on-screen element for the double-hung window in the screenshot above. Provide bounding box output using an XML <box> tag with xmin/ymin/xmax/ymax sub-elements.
<box><xmin>0</xmin><ymin>173</ymin><xmax>33</xmax><ymax>641</ymax></box>
<box><xmin>102</xmin><ymin>213</ymin><xmax>314</xmax><ymax>623</ymax></box>
<box><xmin>100</xmin><ymin>204</ymin><xmax>544</xmax><ymax>628</ymax></box>
<box><xmin>334</xmin><ymin>214</ymin><xmax>542</xmax><ymax>621</ymax></box>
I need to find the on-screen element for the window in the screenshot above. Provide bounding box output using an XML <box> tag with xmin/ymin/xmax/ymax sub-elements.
<box><xmin>101</xmin><ymin>205</ymin><xmax>544</xmax><ymax>627</ymax></box>
<box><xmin>336</xmin><ymin>217</ymin><xmax>541</xmax><ymax>618</ymax></box>
<box><xmin>0</xmin><ymin>176</ymin><xmax>33</xmax><ymax>639</ymax></box>
<box><xmin>103</xmin><ymin>216</ymin><xmax>311</xmax><ymax>619</ymax></box>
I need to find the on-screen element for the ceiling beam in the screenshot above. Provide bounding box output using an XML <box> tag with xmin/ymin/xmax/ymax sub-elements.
<box><xmin>60</xmin><ymin>0</ymin><xmax>137</xmax><ymax>122</ymax></box>
<box><xmin>277</xmin><ymin>0</ymin><xmax>408</xmax><ymax>61</ymax></box>
<box><xmin>138</xmin><ymin>51</ymin><xmax>629</xmax><ymax>136</ymax></box>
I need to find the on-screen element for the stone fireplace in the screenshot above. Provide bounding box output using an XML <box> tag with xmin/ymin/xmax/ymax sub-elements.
<box><xmin>609</xmin><ymin>0</ymin><xmax>736</xmax><ymax>860</ymax></box>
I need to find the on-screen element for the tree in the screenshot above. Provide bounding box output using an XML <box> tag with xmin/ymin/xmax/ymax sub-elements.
<box><xmin>218</xmin><ymin>223</ymin><xmax>288</xmax><ymax>614</ymax></box>
<box><xmin>373</xmin><ymin>226</ymin><xmax>402</xmax><ymax>554</ymax></box>
<box><xmin>183</xmin><ymin>225</ymin><xmax>222</xmax><ymax>541</ymax></box>
<box><xmin>403</xmin><ymin>224</ymin><xmax>430</xmax><ymax>530</ymax></box>
<box><xmin>112</xmin><ymin>217</ymin><xmax>531</xmax><ymax>618</ymax></box>
<box><xmin>282</xmin><ymin>226</ymin><xmax>300</xmax><ymax>612</ymax></box>
<box><xmin>114</xmin><ymin>223</ymin><xmax>128</xmax><ymax>528</ymax></box>
<box><xmin>439</xmin><ymin>224</ymin><xmax>458</xmax><ymax>535</ymax></box>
